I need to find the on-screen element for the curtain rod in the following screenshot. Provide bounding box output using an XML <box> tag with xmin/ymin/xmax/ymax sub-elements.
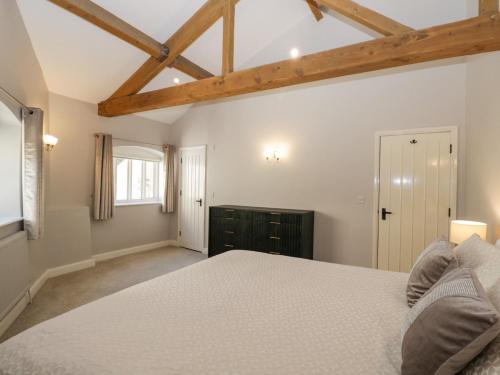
<box><xmin>0</xmin><ymin>85</ymin><xmax>33</xmax><ymax>114</ymax></box>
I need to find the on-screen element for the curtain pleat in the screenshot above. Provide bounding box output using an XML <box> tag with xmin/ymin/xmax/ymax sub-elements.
<box><xmin>93</xmin><ymin>134</ymin><xmax>114</xmax><ymax>221</ymax></box>
<box><xmin>22</xmin><ymin>108</ymin><xmax>44</xmax><ymax>240</ymax></box>
<box><xmin>162</xmin><ymin>145</ymin><xmax>175</xmax><ymax>213</ymax></box>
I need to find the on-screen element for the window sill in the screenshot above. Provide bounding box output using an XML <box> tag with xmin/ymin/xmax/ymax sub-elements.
<box><xmin>0</xmin><ymin>217</ymin><xmax>24</xmax><ymax>241</ymax></box>
<box><xmin>0</xmin><ymin>217</ymin><xmax>23</xmax><ymax>229</ymax></box>
<box><xmin>115</xmin><ymin>201</ymin><xmax>162</xmax><ymax>208</ymax></box>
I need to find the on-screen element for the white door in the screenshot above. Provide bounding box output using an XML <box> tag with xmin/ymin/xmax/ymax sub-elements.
<box><xmin>377</xmin><ymin>131</ymin><xmax>456</xmax><ymax>272</ymax></box>
<box><xmin>179</xmin><ymin>146</ymin><xmax>206</xmax><ymax>252</ymax></box>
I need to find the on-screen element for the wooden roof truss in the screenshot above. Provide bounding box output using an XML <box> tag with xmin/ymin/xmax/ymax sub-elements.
<box><xmin>47</xmin><ymin>0</ymin><xmax>500</xmax><ymax>117</ymax></box>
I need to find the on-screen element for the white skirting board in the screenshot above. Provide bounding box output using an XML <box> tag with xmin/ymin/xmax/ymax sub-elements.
<box><xmin>0</xmin><ymin>240</ymin><xmax>179</xmax><ymax>338</ymax></box>
<box><xmin>0</xmin><ymin>294</ymin><xmax>29</xmax><ymax>338</ymax></box>
<box><xmin>92</xmin><ymin>240</ymin><xmax>179</xmax><ymax>262</ymax></box>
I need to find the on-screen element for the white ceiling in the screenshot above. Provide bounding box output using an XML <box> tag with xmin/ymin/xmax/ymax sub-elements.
<box><xmin>17</xmin><ymin>0</ymin><xmax>467</xmax><ymax>124</ymax></box>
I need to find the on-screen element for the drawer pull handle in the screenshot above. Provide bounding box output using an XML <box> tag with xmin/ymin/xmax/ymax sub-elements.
<box><xmin>225</xmin><ymin>230</ymin><xmax>235</xmax><ymax>234</ymax></box>
<box><xmin>224</xmin><ymin>244</ymin><xmax>235</xmax><ymax>248</ymax></box>
<box><xmin>269</xmin><ymin>221</ymin><xmax>281</xmax><ymax>225</ymax></box>
<box><xmin>224</xmin><ymin>217</ymin><xmax>234</xmax><ymax>220</ymax></box>
<box><xmin>270</xmin><ymin>212</ymin><xmax>281</xmax><ymax>216</ymax></box>
<box><xmin>269</xmin><ymin>251</ymin><xmax>281</xmax><ymax>255</ymax></box>
<box><xmin>269</xmin><ymin>236</ymin><xmax>281</xmax><ymax>240</ymax></box>
<box><xmin>225</xmin><ymin>209</ymin><xmax>235</xmax><ymax>212</ymax></box>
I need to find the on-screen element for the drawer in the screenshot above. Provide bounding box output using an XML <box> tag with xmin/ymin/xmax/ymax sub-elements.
<box><xmin>253</xmin><ymin>211</ymin><xmax>302</xmax><ymax>225</ymax></box>
<box><xmin>211</xmin><ymin>207</ymin><xmax>252</xmax><ymax>220</ymax></box>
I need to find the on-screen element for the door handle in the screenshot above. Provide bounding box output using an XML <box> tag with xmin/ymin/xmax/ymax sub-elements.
<box><xmin>195</xmin><ymin>199</ymin><xmax>203</xmax><ymax>207</ymax></box>
<box><xmin>381</xmin><ymin>208</ymin><xmax>393</xmax><ymax>221</ymax></box>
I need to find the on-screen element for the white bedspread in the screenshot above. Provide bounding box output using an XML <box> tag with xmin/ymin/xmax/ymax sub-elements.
<box><xmin>0</xmin><ymin>250</ymin><xmax>409</xmax><ymax>375</ymax></box>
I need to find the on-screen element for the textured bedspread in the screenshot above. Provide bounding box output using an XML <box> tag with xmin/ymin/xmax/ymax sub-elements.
<box><xmin>0</xmin><ymin>250</ymin><xmax>409</xmax><ymax>375</ymax></box>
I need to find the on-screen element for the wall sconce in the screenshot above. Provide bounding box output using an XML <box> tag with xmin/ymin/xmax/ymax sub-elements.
<box><xmin>43</xmin><ymin>134</ymin><xmax>59</xmax><ymax>151</ymax></box>
<box><xmin>264</xmin><ymin>146</ymin><xmax>286</xmax><ymax>162</ymax></box>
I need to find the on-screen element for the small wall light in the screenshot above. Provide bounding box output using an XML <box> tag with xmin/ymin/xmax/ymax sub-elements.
<box><xmin>264</xmin><ymin>146</ymin><xmax>286</xmax><ymax>162</ymax></box>
<box><xmin>43</xmin><ymin>134</ymin><xmax>58</xmax><ymax>151</ymax></box>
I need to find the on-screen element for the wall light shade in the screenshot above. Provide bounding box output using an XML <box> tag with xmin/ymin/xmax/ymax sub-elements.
<box><xmin>450</xmin><ymin>220</ymin><xmax>487</xmax><ymax>244</ymax></box>
<box><xmin>43</xmin><ymin>134</ymin><xmax>58</xmax><ymax>151</ymax></box>
<box><xmin>264</xmin><ymin>145</ymin><xmax>287</xmax><ymax>162</ymax></box>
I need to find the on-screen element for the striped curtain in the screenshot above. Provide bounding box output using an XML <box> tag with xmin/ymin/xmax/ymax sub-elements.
<box><xmin>162</xmin><ymin>145</ymin><xmax>175</xmax><ymax>213</ymax></box>
<box><xmin>93</xmin><ymin>134</ymin><xmax>114</xmax><ymax>221</ymax></box>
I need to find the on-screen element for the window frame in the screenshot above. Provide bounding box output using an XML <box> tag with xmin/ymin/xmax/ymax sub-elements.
<box><xmin>113</xmin><ymin>157</ymin><xmax>162</xmax><ymax>207</ymax></box>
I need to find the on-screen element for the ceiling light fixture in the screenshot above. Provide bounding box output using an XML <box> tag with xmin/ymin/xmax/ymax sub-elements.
<box><xmin>290</xmin><ymin>48</ymin><xmax>300</xmax><ymax>59</ymax></box>
<box><xmin>173</xmin><ymin>77</ymin><xmax>181</xmax><ymax>85</ymax></box>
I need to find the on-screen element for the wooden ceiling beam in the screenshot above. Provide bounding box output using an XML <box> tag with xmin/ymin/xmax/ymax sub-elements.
<box><xmin>48</xmin><ymin>0</ymin><xmax>168</xmax><ymax>59</ymax></box>
<box><xmin>222</xmin><ymin>0</ymin><xmax>236</xmax><ymax>75</ymax></box>
<box><xmin>306</xmin><ymin>0</ymin><xmax>324</xmax><ymax>22</ymax></box>
<box><xmin>171</xmin><ymin>56</ymin><xmax>214</xmax><ymax>80</ymax></box>
<box><xmin>99</xmin><ymin>14</ymin><xmax>500</xmax><ymax>117</ymax></box>
<box><xmin>109</xmin><ymin>0</ymin><xmax>234</xmax><ymax>99</ymax></box>
<box><xmin>48</xmin><ymin>0</ymin><xmax>213</xmax><ymax>83</ymax></box>
<box><xmin>480</xmin><ymin>0</ymin><xmax>499</xmax><ymax>15</ymax></box>
<box><xmin>315</xmin><ymin>0</ymin><xmax>413</xmax><ymax>36</ymax></box>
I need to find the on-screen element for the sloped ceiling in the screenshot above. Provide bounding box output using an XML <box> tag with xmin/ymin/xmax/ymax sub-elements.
<box><xmin>17</xmin><ymin>0</ymin><xmax>466</xmax><ymax>124</ymax></box>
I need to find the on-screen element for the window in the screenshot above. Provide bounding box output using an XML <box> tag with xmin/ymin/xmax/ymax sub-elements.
<box><xmin>113</xmin><ymin>143</ymin><xmax>163</xmax><ymax>206</ymax></box>
<box><xmin>0</xmin><ymin>98</ymin><xmax>23</xmax><ymax>225</ymax></box>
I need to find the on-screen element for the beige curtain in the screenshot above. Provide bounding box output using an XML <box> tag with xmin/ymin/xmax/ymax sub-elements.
<box><xmin>93</xmin><ymin>134</ymin><xmax>114</xmax><ymax>220</ymax></box>
<box><xmin>162</xmin><ymin>145</ymin><xmax>175</xmax><ymax>213</ymax></box>
<box><xmin>22</xmin><ymin>108</ymin><xmax>44</xmax><ymax>240</ymax></box>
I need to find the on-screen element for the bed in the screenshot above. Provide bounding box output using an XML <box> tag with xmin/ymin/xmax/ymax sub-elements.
<box><xmin>0</xmin><ymin>250</ymin><xmax>409</xmax><ymax>375</ymax></box>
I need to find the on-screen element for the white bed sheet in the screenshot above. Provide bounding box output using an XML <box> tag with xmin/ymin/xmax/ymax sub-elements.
<box><xmin>0</xmin><ymin>250</ymin><xmax>409</xmax><ymax>375</ymax></box>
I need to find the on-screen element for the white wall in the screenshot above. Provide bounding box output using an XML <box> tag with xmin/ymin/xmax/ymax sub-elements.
<box><xmin>464</xmin><ymin>51</ymin><xmax>500</xmax><ymax>242</ymax></box>
<box><xmin>47</xmin><ymin>93</ymin><xmax>174</xmax><ymax>257</ymax></box>
<box><xmin>0</xmin><ymin>0</ymin><xmax>49</xmax><ymax>282</ymax></box>
<box><xmin>171</xmin><ymin>62</ymin><xmax>467</xmax><ymax>267</ymax></box>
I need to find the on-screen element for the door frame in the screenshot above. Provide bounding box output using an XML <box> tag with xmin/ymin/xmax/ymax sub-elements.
<box><xmin>177</xmin><ymin>145</ymin><xmax>207</xmax><ymax>253</ymax></box>
<box><xmin>371</xmin><ymin>127</ymin><xmax>458</xmax><ymax>269</ymax></box>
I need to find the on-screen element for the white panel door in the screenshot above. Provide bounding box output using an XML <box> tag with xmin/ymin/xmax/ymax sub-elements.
<box><xmin>179</xmin><ymin>146</ymin><xmax>206</xmax><ymax>252</ymax></box>
<box><xmin>377</xmin><ymin>132</ymin><xmax>454</xmax><ymax>272</ymax></box>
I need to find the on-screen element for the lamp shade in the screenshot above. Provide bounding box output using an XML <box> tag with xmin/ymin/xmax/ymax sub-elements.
<box><xmin>43</xmin><ymin>134</ymin><xmax>58</xmax><ymax>146</ymax></box>
<box><xmin>450</xmin><ymin>220</ymin><xmax>487</xmax><ymax>244</ymax></box>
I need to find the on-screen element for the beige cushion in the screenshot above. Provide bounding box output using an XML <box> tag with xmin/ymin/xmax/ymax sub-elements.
<box><xmin>406</xmin><ymin>239</ymin><xmax>457</xmax><ymax>307</ymax></box>
<box><xmin>454</xmin><ymin>234</ymin><xmax>500</xmax><ymax>290</ymax></box>
<box><xmin>462</xmin><ymin>277</ymin><xmax>500</xmax><ymax>374</ymax></box>
<box><xmin>401</xmin><ymin>267</ymin><xmax>500</xmax><ymax>375</ymax></box>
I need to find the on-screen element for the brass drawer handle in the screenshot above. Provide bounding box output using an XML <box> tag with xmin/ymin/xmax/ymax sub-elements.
<box><xmin>224</xmin><ymin>217</ymin><xmax>234</xmax><ymax>220</ymax></box>
<box><xmin>225</xmin><ymin>230</ymin><xmax>235</xmax><ymax>234</ymax></box>
<box><xmin>269</xmin><ymin>236</ymin><xmax>281</xmax><ymax>240</ymax></box>
<box><xmin>270</xmin><ymin>212</ymin><xmax>281</xmax><ymax>216</ymax></box>
<box><xmin>225</xmin><ymin>209</ymin><xmax>235</xmax><ymax>212</ymax></box>
<box><xmin>269</xmin><ymin>251</ymin><xmax>281</xmax><ymax>255</ymax></box>
<box><xmin>224</xmin><ymin>244</ymin><xmax>235</xmax><ymax>248</ymax></box>
<box><xmin>269</xmin><ymin>221</ymin><xmax>281</xmax><ymax>225</ymax></box>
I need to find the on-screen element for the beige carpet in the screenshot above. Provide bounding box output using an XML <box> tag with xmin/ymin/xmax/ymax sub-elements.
<box><xmin>1</xmin><ymin>246</ymin><xmax>206</xmax><ymax>343</ymax></box>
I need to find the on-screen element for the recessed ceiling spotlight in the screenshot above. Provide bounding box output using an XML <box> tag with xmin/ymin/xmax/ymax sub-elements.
<box><xmin>173</xmin><ymin>77</ymin><xmax>181</xmax><ymax>85</ymax></box>
<box><xmin>290</xmin><ymin>48</ymin><xmax>300</xmax><ymax>59</ymax></box>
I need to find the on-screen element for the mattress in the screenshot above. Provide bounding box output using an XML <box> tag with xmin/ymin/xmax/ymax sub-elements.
<box><xmin>0</xmin><ymin>250</ymin><xmax>409</xmax><ymax>375</ymax></box>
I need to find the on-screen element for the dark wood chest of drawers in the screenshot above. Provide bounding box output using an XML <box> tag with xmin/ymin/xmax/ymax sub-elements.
<box><xmin>208</xmin><ymin>205</ymin><xmax>314</xmax><ymax>259</ymax></box>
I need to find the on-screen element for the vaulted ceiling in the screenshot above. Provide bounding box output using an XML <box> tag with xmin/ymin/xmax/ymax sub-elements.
<box><xmin>17</xmin><ymin>0</ymin><xmax>467</xmax><ymax>124</ymax></box>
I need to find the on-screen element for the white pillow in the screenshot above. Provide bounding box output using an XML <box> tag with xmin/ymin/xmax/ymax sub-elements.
<box><xmin>454</xmin><ymin>234</ymin><xmax>500</xmax><ymax>290</ymax></box>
